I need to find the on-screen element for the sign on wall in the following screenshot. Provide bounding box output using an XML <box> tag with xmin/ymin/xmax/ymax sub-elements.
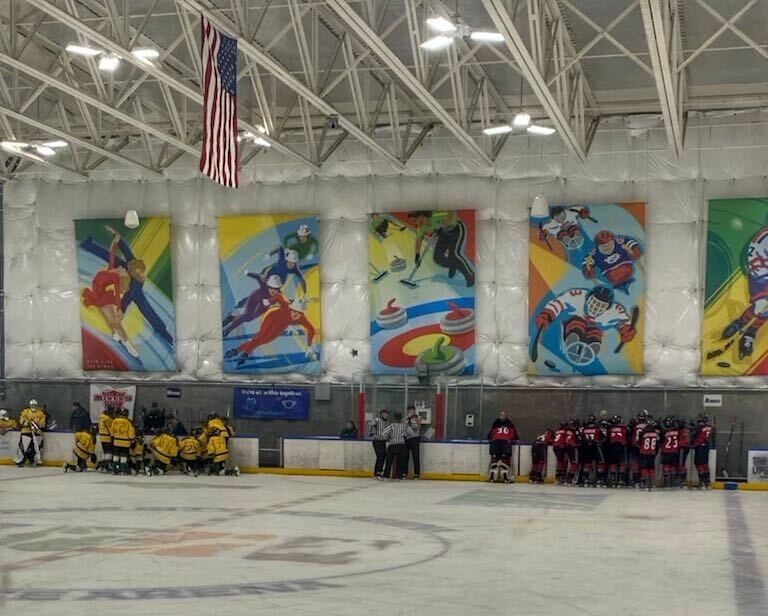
<box><xmin>528</xmin><ymin>203</ymin><xmax>646</xmax><ymax>376</ymax></box>
<box><xmin>368</xmin><ymin>210</ymin><xmax>476</xmax><ymax>376</ymax></box>
<box><xmin>702</xmin><ymin>198</ymin><xmax>768</xmax><ymax>375</ymax></box>
<box><xmin>218</xmin><ymin>214</ymin><xmax>321</xmax><ymax>375</ymax></box>
<box><xmin>233</xmin><ymin>386</ymin><xmax>310</xmax><ymax>420</ymax></box>
<box><xmin>75</xmin><ymin>218</ymin><xmax>176</xmax><ymax>372</ymax></box>
<box><xmin>89</xmin><ymin>384</ymin><xmax>137</xmax><ymax>421</ymax></box>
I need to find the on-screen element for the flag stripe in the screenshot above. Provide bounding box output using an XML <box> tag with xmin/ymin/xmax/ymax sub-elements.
<box><xmin>200</xmin><ymin>16</ymin><xmax>239</xmax><ymax>188</ymax></box>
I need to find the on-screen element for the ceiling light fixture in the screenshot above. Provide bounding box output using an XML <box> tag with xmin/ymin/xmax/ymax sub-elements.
<box><xmin>253</xmin><ymin>137</ymin><xmax>272</xmax><ymax>148</ymax></box>
<box><xmin>33</xmin><ymin>145</ymin><xmax>57</xmax><ymax>157</ymax></box>
<box><xmin>98</xmin><ymin>54</ymin><xmax>120</xmax><ymax>71</ymax></box>
<box><xmin>426</xmin><ymin>16</ymin><xmax>457</xmax><ymax>33</ymax></box>
<box><xmin>41</xmin><ymin>140</ymin><xmax>68</xmax><ymax>149</ymax></box>
<box><xmin>131</xmin><ymin>47</ymin><xmax>160</xmax><ymax>60</ymax></box>
<box><xmin>420</xmin><ymin>35</ymin><xmax>454</xmax><ymax>50</ymax></box>
<box><xmin>512</xmin><ymin>112</ymin><xmax>532</xmax><ymax>128</ymax></box>
<box><xmin>527</xmin><ymin>124</ymin><xmax>556</xmax><ymax>136</ymax></box>
<box><xmin>65</xmin><ymin>44</ymin><xmax>102</xmax><ymax>56</ymax></box>
<box><xmin>482</xmin><ymin>125</ymin><xmax>514</xmax><ymax>136</ymax></box>
<box><xmin>469</xmin><ymin>31</ymin><xmax>505</xmax><ymax>42</ymax></box>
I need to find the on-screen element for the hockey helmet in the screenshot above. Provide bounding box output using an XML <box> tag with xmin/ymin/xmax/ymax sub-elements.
<box><xmin>558</xmin><ymin>420</ymin><xmax>568</xmax><ymax>429</ymax></box>
<box><xmin>584</xmin><ymin>414</ymin><xmax>596</xmax><ymax>425</ymax></box>
<box><xmin>646</xmin><ymin>419</ymin><xmax>657</xmax><ymax>430</ymax></box>
<box><xmin>193</xmin><ymin>426</ymin><xmax>204</xmax><ymax>437</ymax></box>
<box><xmin>585</xmin><ymin>285</ymin><xmax>614</xmax><ymax>317</ymax></box>
<box><xmin>677</xmin><ymin>416</ymin><xmax>688</xmax><ymax>428</ymax></box>
<box><xmin>0</xmin><ymin>409</ymin><xmax>7</xmax><ymax>419</ymax></box>
<box><xmin>207</xmin><ymin>412</ymin><xmax>218</xmax><ymax>421</ymax></box>
<box><xmin>550</xmin><ymin>206</ymin><xmax>566</xmax><ymax>221</ymax></box>
<box><xmin>119</xmin><ymin>408</ymin><xmax>129</xmax><ymax>417</ymax></box>
<box><xmin>595</xmin><ymin>230</ymin><xmax>615</xmax><ymax>246</ymax></box>
<box><xmin>663</xmin><ymin>416</ymin><xmax>675</xmax><ymax>429</ymax></box>
<box><xmin>569</xmin><ymin>417</ymin><xmax>581</xmax><ymax>428</ymax></box>
<box><xmin>637</xmin><ymin>409</ymin><xmax>650</xmax><ymax>421</ymax></box>
<box><xmin>697</xmin><ymin>412</ymin><xmax>709</xmax><ymax>424</ymax></box>
<box><xmin>29</xmin><ymin>399</ymin><xmax>39</xmax><ymax>408</ymax></box>
<box><xmin>611</xmin><ymin>413</ymin><xmax>622</xmax><ymax>424</ymax></box>
<box><xmin>285</xmin><ymin>249</ymin><xmax>299</xmax><ymax>263</ymax></box>
<box><xmin>161</xmin><ymin>426</ymin><xmax>172</xmax><ymax>435</ymax></box>
<box><xmin>297</xmin><ymin>224</ymin><xmax>311</xmax><ymax>237</ymax></box>
<box><xmin>266</xmin><ymin>274</ymin><xmax>283</xmax><ymax>289</ymax></box>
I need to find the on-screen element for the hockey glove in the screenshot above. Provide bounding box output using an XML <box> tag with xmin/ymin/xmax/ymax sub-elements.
<box><xmin>618</xmin><ymin>323</ymin><xmax>636</xmax><ymax>343</ymax></box>
<box><xmin>578</xmin><ymin>207</ymin><xmax>591</xmax><ymax>219</ymax></box>
<box><xmin>535</xmin><ymin>311</ymin><xmax>554</xmax><ymax>330</ymax></box>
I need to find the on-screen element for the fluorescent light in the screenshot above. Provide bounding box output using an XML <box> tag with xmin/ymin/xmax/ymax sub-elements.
<box><xmin>420</xmin><ymin>35</ymin><xmax>453</xmax><ymax>50</ymax></box>
<box><xmin>426</xmin><ymin>16</ymin><xmax>457</xmax><ymax>33</ymax></box>
<box><xmin>41</xmin><ymin>140</ymin><xmax>67</xmax><ymax>148</ymax></box>
<box><xmin>66</xmin><ymin>44</ymin><xmax>102</xmax><ymax>56</ymax></box>
<box><xmin>527</xmin><ymin>124</ymin><xmax>556</xmax><ymax>135</ymax></box>
<box><xmin>98</xmin><ymin>54</ymin><xmax>120</xmax><ymax>71</ymax></box>
<box><xmin>512</xmin><ymin>112</ymin><xmax>531</xmax><ymax>127</ymax></box>
<box><xmin>256</xmin><ymin>124</ymin><xmax>267</xmax><ymax>134</ymax></box>
<box><xmin>253</xmin><ymin>136</ymin><xmax>272</xmax><ymax>148</ymax></box>
<box><xmin>131</xmin><ymin>47</ymin><xmax>159</xmax><ymax>60</ymax></box>
<box><xmin>483</xmin><ymin>124</ymin><xmax>513</xmax><ymax>136</ymax></box>
<box><xmin>470</xmin><ymin>31</ymin><xmax>504</xmax><ymax>42</ymax></box>
<box><xmin>1</xmin><ymin>141</ymin><xmax>28</xmax><ymax>149</ymax></box>
<box><xmin>33</xmin><ymin>145</ymin><xmax>57</xmax><ymax>157</ymax></box>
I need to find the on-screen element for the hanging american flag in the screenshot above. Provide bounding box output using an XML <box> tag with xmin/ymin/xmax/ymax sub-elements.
<box><xmin>200</xmin><ymin>16</ymin><xmax>239</xmax><ymax>188</ymax></box>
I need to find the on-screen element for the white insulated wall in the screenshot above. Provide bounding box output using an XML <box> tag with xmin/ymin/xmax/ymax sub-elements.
<box><xmin>7</xmin><ymin>117</ymin><xmax>768</xmax><ymax>387</ymax></box>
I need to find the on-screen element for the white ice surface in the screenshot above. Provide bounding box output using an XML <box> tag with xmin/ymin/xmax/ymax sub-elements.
<box><xmin>0</xmin><ymin>469</ymin><xmax>765</xmax><ymax>616</ymax></box>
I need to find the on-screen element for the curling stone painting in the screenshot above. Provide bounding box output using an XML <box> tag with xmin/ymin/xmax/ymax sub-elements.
<box><xmin>376</xmin><ymin>298</ymin><xmax>408</xmax><ymax>329</ymax></box>
<box><xmin>528</xmin><ymin>202</ymin><xmax>646</xmax><ymax>376</ymax></box>
<box><xmin>369</xmin><ymin>210</ymin><xmax>476</xmax><ymax>376</ymax></box>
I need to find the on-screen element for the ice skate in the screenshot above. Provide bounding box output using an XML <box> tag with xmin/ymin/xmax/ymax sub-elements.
<box><xmin>739</xmin><ymin>333</ymin><xmax>755</xmax><ymax>360</ymax></box>
<box><xmin>123</xmin><ymin>338</ymin><xmax>141</xmax><ymax>358</ymax></box>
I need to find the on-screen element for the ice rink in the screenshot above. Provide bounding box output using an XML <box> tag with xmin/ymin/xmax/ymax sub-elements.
<box><xmin>1</xmin><ymin>469</ymin><xmax>766</xmax><ymax>616</ymax></box>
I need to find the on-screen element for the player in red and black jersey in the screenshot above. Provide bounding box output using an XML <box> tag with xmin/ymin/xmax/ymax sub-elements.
<box><xmin>577</xmin><ymin>415</ymin><xmax>605</xmax><ymax>487</ymax></box>
<box><xmin>660</xmin><ymin>416</ymin><xmax>681</xmax><ymax>488</ymax></box>
<box><xmin>627</xmin><ymin>409</ymin><xmax>651</xmax><ymax>488</ymax></box>
<box><xmin>564</xmin><ymin>418</ymin><xmax>581</xmax><ymax>485</ymax></box>
<box><xmin>530</xmin><ymin>428</ymin><xmax>554</xmax><ymax>484</ymax></box>
<box><xmin>552</xmin><ymin>421</ymin><xmax>570</xmax><ymax>484</ymax></box>
<box><xmin>487</xmin><ymin>411</ymin><xmax>518</xmax><ymax>483</ymax></box>
<box><xmin>692</xmin><ymin>413</ymin><xmax>713</xmax><ymax>489</ymax></box>
<box><xmin>606</xmin><ymin>413</ymin><xmax>629</xmax><ymax>487</ymax></box>
<box><xmin>677</xmin><ymin>416</ymin><xmax>691</xmax><ymax>488</ymax></box>
<box><xmin>638</xmin><ymin>419</ymin><xmax>661</xmax><ymax>491</ymax></box>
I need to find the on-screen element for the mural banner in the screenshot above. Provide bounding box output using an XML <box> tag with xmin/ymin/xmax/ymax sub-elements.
<box><xmin>219</xmin><ymin>214</ymin><xmax>321</xmax><ymax>375</ymax></box>
<box><xmin>702</xmin><ymin>198</ymin><xmax>768</xmax><ymax>375</ymax></box>
<box><xmin>528</xmin><ymin>203</ymin><xmax>645</xmax><ymax>376</ymax></box>
<box><xmin>76</xmin><ymin>218</ymin><xmax>176</xmax><ymax>371</ymax></box>
<box><xmin>233</xmin><ymin>386</ymin><xmax>310</xmax><ymax>420</ymax></box>
<box><xmin>369</xmin><ymin>210</ymin><xmax>476</xmax><ymax>376</ymax></box>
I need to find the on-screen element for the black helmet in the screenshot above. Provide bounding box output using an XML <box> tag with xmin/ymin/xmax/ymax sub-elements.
<box><xmin>558</xmin><ymin>421</ymin><xmax>568</xmax><ymax>429</ymax></box>
<box><xmin>663</xmin><ymin>416</ymin><xmax>675</xmax><ymax>429</ymax></box>
<box><xmin>120</xmin><ymin>408</ymin><xmax>129</xmax><ymax>417</ymax></box>
<box><xmin>697</xmin><ymin>412</ymin><xmax>709</xmax><ymax>424</ymax></box>
<box><xmin>677</xmin><ymin>416</ymin><xmax>687</xmax><ymax>428</ymax></box>
<box><xmin>569</xmin><ymin>417</ymin><xmax>581</xmax><ymax>428</ymax></box>
<box><xmin>637</xmin><ymin>409</ymin><xmax>650</xmax><ymax>421</ymax></box>
<box><xmin>611</xmin><ymin>413</ymin><xmax>622</xmax><ymax>424</ymax></box>
<box><xmin>207</xmin><ymin>413</ymin><xmax>217</xmax><ymax>421</ymax></box>
<box><xmin>584</xmin><ymin>414</ymin><xmax>596</xmax><ymax>425</ymax></box>
<box><xmin>161</xmin><ymin>426</ymin><xmax>172</xmax><ymax>435</ymax></box>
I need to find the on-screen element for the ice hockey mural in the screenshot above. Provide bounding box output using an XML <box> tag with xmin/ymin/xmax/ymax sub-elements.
<box><xmin>219</xmin><ymin>214</ymin><xmax>321</xmax><ymax>375</ymax></box>
<box><xmin>529</xmin><ymin>203</ymin><xmax>645</xmax><ymax>376</ymax></box>
<box><xmin>369</xmin><ymin>210</ymin><xmax>476</xmax><ymax>376</ymax></box>
<box><xmin>702</xmin><ymin>198</ymin><xmax>768</xmax><ymax>375</ymax></box>
<box><xmin>76</xmin><ymin>218</ymin><xmax>176</xmax><ymax>371</ymax></box>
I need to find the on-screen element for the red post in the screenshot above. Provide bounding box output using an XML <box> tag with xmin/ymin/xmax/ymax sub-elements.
<box><xmin>357</xmin><ymin>390</ymin><xmax>366</xmax><ymax>439</ymax></box>
<box><xmin>434</xmin><ymin>390</ymin><xmax>445</xmax><ymax>440</ymax></box>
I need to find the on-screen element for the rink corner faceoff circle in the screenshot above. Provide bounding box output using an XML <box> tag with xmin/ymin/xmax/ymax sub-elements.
<box><xmin>0</xmin><ymin>507</ymin><xmax>453</xmax><ymax>602</ymax></box>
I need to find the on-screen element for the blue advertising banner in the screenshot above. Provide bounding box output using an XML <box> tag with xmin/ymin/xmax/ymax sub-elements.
<box><xmin>233</xmin><ymin>386</ymin><xmax>310</xmax><ymax>420</ymax></box>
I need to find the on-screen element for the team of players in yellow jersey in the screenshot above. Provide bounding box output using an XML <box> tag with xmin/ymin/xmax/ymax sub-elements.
<box><xmin>64</xmin><ymin>409</ymin><xmax>240</xmax><ymax>477</ymax></box>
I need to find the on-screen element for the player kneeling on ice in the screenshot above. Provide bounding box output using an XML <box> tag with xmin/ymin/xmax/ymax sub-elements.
<box><xmin>207</xmin><ymin>428</ymin><xmax>239</xmax><ymax>476</ymax></box>
<box><xmin>129</xmin><ymin>430</ymin><xmax>147</xmax><ymax>475</ymax></box>
<box><xmin>146</xmin><ymin>427</ymin><xmax>179</xmax><ymax>475</ymax></box>
<box><xmin>179</xmin><ymin>431</ymin><xmax>203</xmax><ymax>476</ymax></box>
<box><xmin>15</xmin><ymin>399</ymin><xmax>47</xmax><ymax>467</ymax></box>
<box><xmin>63</xmin><ymin>425</ymin><xmax>98</xmax><ymax>473</ymax></box>
<box><xmin>487</xmin><ymin>411</ymin><xmax>518</xmax><ymax>483</ymax></box>
<box><xmin>109</xmin><ymin>408</ymin><xmax>136</xmax><ymax>475</ymax></box>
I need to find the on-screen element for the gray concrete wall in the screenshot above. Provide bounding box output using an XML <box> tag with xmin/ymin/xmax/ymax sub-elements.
<box><xmin>2</xmin><ymin>380</ymin><xmax>764</xmax><ymax>477</ymax></box>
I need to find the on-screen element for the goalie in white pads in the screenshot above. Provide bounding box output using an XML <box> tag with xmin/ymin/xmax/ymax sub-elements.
<box><xmin>15</xmin><ymin>399</ymin><xmax>47</xmax><ymax>467</ymax></box>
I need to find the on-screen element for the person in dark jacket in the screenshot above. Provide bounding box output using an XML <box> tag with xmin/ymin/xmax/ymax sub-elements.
<box><xmin>69</xmin><ymin>402</ymin><xmax>91</xmax><ymax>433</ymax></box>
<box><xmin>143</xmin><ymin>402</ymin><xmax>165</xmax><ymax>434</ymax></box>
<box><xmin>340</xmin><ymin>421</ymin><xmax>358</xmax><ymax>440</ymax></box>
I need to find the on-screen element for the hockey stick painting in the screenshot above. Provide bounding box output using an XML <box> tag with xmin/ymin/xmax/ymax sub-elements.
<box><xmin>702</xmin><ymin>198</ymin><xmax>768</xmax><ymax>375</ymax></box>
<box><xmin>529</xmin><ymin>202</ymin><xmax>646</xmax><ymax>376</ymax></box>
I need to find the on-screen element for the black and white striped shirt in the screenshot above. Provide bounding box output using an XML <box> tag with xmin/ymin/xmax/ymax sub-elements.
<box><xmin>405</xmin><ymin>416</ymin><xmax>421</xmax><ymax>440</ymax></box>
<box><xmin>368</xmin><ymin>417</ymin><xmax>388</xmax><ymax>440</ymax></box>
<box><xmin>381</xmin><ymin>422</ymin><xmax>407</xmax><ymax>445</ymax></box>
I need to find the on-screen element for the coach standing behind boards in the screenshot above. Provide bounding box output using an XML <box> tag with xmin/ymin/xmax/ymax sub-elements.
<box><xmin>404</xmin><ymin>405</ymin><xmax>422</xmax><ymax>479</ymax></box>
<box><xmin>368</xmin><ymin>409</ymin><xmax>390</xmax><ymax>478</ymax></box>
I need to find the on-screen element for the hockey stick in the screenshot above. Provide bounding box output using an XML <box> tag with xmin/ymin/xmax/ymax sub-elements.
<box><xmin>721</xmin><ymin>417</ymin><xmax>736</xmax><ymax>478</ymax></box>
<box><xmin>705</xmin><ymin>321</ymin><xmax>751</xmax><ymax>360</ymax></box>
<box><xmin>614</xmin><ymin>305</ymin><xmax>640</xmax><ymax>353</ymax></box>
<box><xmin>538</xmin><ymin>223</ymin><xmax>553</xmax><ymax>251</ymax></box>
<box><xmin>530</xmin><ymin>326</ymin><xmax>544</xmax><ymax>362</ymax></box>
<box><xmin>568</xmin><ymin>207</ymin><xmax>598</xmax><ymax>223</ymax></box>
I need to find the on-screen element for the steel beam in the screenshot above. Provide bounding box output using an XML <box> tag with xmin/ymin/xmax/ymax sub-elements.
<box><xmin>326</xmin><ymin>0</ymin><xmax>493</xmax><ymax>166</ymax></box>
<box><xmin>640</xmin><ymin>0</ymin><xmax>685</xmax><ymax>156</ymax></box>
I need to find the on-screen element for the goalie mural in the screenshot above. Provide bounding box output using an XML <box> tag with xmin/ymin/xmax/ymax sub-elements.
<box><xmin>76</xmin><ymin>218</ymin><xmax>176</xmax><ymax>371</ymax></box>
<box><xmin>219</xmin><ymin>215</ymin><xmax>321</xmax><ymax>375</ymax></box>
<box><xmin>702</xmin><ymin>198</ymin><xmax>768</xmax><ymax>375</ymax></box>
<box><xmin>529</xmin><ymin>203</ymin><xmax>645</xmax><ymax>376</ymax></box>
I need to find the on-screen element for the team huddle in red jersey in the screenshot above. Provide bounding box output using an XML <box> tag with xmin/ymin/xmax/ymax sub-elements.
<box><xmin>531</xmin><ymin>411</ymin><xmax>714</xmax><ymax>490</ymax></box>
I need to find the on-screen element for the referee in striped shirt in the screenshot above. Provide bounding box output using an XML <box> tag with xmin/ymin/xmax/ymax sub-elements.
<box><xmin>380</xmin><ymin>412</ymin><xmax>408</xmax><ymax>480</ymax></box>
<box><xmin>368</xmin><ymin>409</ymin><xmax>389</xmax><ymax>477</ymax></box>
